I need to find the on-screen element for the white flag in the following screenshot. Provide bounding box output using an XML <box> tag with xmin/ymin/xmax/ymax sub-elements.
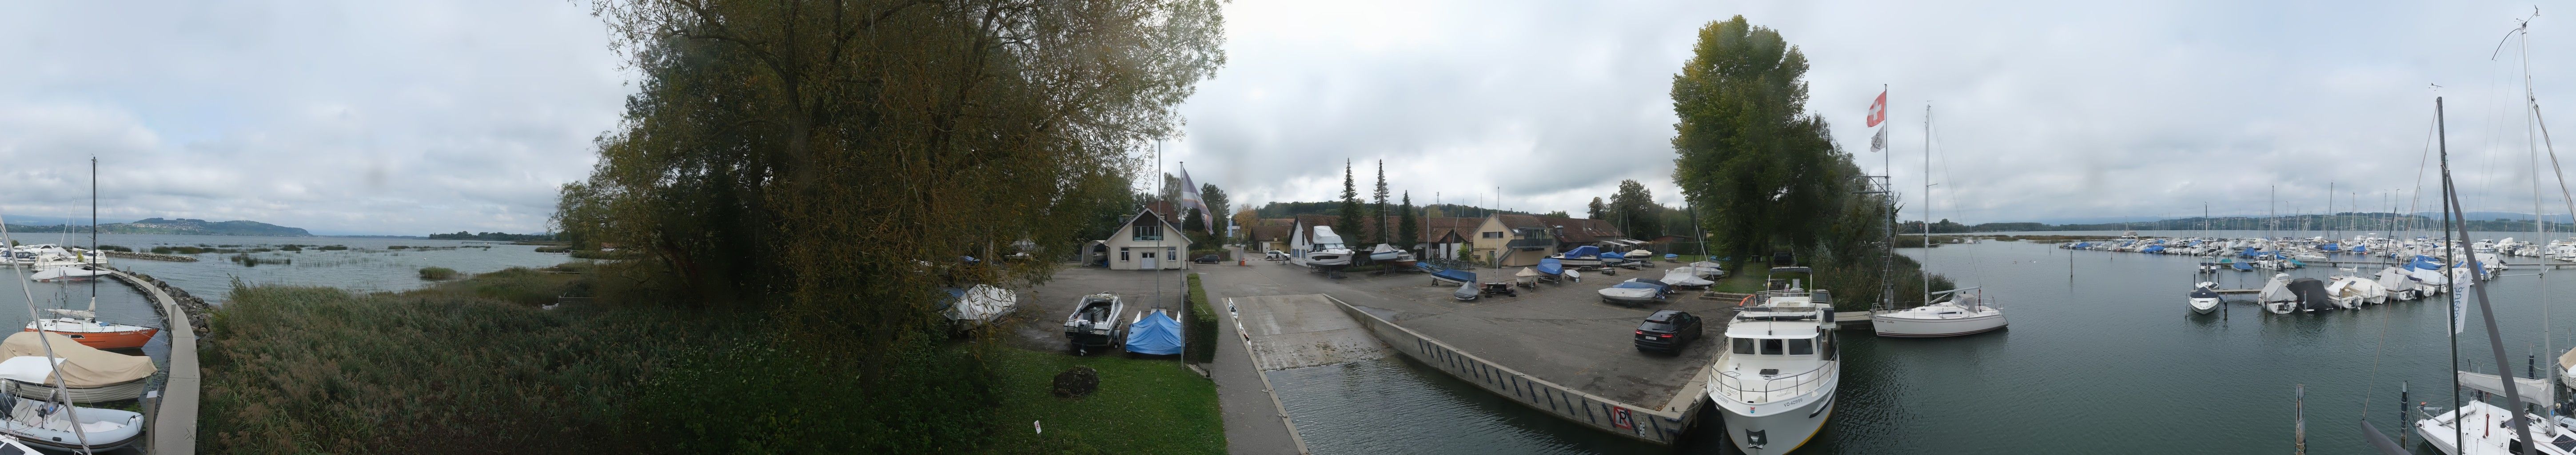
<box><xmin>1177</xmin><ymin>165</ymin><xmax>1217</xmax><ymax>234</ymax></box>
<box><xmin>1870</xmin><ymin>126</ymin><xmax>1888</xmax><ymax>153</ymax></box>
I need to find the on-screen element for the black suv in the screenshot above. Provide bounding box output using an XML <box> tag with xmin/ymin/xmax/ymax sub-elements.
<box><xmin>1633</xmin><ymin>310</ymin><xmax>1704</xmax><ymax>354</ymax></box>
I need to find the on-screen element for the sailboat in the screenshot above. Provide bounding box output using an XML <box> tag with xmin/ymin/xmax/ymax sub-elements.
<box><xmin>0</xmin><ymin>199</ymin><xmax>144</xmax><ymax>452</ymax></box>
<box><xmin>1871</xmin><ymin>103</ymin><xmax>2007</xmax><ymax>338</ymax></box>
<box><xmin>25</xmin><ymin>158</ymin><xmax>158</xmax><ymax>350</ymax></box>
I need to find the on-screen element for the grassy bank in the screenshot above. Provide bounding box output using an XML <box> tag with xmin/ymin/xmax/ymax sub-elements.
<box><xmin>200</xmin><ymin>264</ymin><xmax>1223</xmax><ymax>454</ymax></box>
<box><xmin>977</xmin><ymin>348</ymin><xmax>1224</xmax><ymax>455</ymax></box>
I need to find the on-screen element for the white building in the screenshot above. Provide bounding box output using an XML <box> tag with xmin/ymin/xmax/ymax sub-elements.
<box><xmin>1101</xmin><ymin>208</ymin><xmax>1192</xmax><ymax>270</ymax></box>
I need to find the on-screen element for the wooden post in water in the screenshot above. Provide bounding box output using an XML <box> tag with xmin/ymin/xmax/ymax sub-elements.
<box><xmin>2398</xmin><ymin>381</ymin><xmax>2409</xmax><ymax>447</ymax></box>
<box><xmin>2294</xmin><ymin>383</ymin><xmax>2306</xmax><ymax>455</ymax></box>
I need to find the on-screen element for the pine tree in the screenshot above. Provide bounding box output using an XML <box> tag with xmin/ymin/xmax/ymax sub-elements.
<box><xmin>1336</xmin><ymin>160</ymin><xmax>1362</xmax><ymax>248</ymax></box>
<box><xmin>1398</xmin><ymin>192</ymin><xmax>1420</xmax><ymax>252</ymax></box>
<box><xmin>1372</xmin><ymin>160</ymin><xmax>1390</xmax><ymax>246</ymax></box>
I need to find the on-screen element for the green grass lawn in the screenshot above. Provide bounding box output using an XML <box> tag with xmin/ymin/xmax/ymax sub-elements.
<box><xmin>1711</xmin><ymin>272</ymin><xmax>1770</xmax><ymax>294</ymax></box>
<box><xmin>980</xmin><ymin>347</ymin><xmax>1224</xmax><ymax>455</ymax></box>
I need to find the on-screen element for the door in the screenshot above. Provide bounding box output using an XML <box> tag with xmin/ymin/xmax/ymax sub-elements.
<box><xmin>1141</xmin><ymin>252</ymin><xmax>1157</xmax><ymax>269</ymax></box>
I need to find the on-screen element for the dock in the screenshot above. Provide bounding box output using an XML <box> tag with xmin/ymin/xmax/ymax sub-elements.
<box><xmin>103</xmin><ymin>268</ymin><xmax>199</xmax><ymax>455</ymax></box>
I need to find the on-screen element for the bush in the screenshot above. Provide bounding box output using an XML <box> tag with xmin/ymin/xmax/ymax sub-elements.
<box><xmin>1183</xmin><ymin>273</ymin><xmax>1216</xmax><ymax>364</ymax></box>
<box><xmin>94</xmin><ymin>245</ymin><xmax>132</xmax><ymax>252</ymax></box>
<box><xmin>317</xmin><ymin>245</ymin><xmax>349</xmax><ymax>251</ymax></box>
<box><xmin>418</xmin><ymin>267</ymin><xmax>458</xmax><ymax>280</ymax></box>
<box><xmin>534</xmin><ymin>245</ymin><xmax>574</xmax><ymax>253</ymax></box>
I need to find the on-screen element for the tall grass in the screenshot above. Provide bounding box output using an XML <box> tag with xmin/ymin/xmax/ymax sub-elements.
<box><xmin>416</xmin><ymin>267</ymin><xmax>457</xmax><ymax>280</ymax></box>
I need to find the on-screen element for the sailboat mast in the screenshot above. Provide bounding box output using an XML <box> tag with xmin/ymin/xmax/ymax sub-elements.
<box><xmin>89</xmin><ymin>156</ymin><xmax>97</xmax><ymax>315</ymax></box>
<box><xmin>1922</xmin><ymin>104</ymin><xmax>1932</xmax><ymax>305</ymax></box>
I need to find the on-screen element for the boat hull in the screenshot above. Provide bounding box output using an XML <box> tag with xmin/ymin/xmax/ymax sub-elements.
<box><xmin>2188</xmin><ymin>298</ymin><xmax>2219</xmax><ymax>314</ymax></box>
<box><xmin>1869</xmin><ymin>313</ymin><xmax>2007</xmax><ymax>338</ymax></box>
<box><xmin>22</xmin><ymin>327</ymin><xmax>156</xmax><ymax>351</ymax></box>
<box><xmin>1304</xmin><ymin>252</ymin><xmax>1352</xmax><ymax>267</ymax></box>
<box><xmin>0</xmin><ymin>379</ymin><xmax>146</xmax><ymax>403</ymax></box>
<box><xmin>1718</xmin><ymin>390</ymin><xmax>1834</xmax><ymax>455</ymax></box>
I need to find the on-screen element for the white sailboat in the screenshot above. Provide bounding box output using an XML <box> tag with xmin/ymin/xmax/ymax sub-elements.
<box><xmin>1703</xmin><ymin>267</ymin><xmax>1836</xmax><ymax>455</ymax></box>
<box><xmin>1870</xmin><ymin>104</ymin><xmax>2007</xmax><ymax>338</ymax></box>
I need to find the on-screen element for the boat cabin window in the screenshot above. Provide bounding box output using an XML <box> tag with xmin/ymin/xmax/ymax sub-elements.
<box><xmin>1788</xmin><ymin>339</ymin><xmax>1814</xmax><ymax>355</ymax></box>
<box><xmin>1759</xmin><ymin>339</ymin><xmax>1784</xmax><ymax>355</ymax></box>
<box><xmin>1732</xmin><ymin>337</ymin><xmax>1754</xmax><ymax>354</ymax></box>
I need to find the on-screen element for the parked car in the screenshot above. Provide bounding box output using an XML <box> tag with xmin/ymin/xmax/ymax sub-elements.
<box><xmin>1633</xmin><ymin>310</ymin><xmax>1704</xmax><ymax>354</ymax></box>
<box><xmin>1192</xmin><ymin>254</ymin><xmax>1221</xmax><ymax>264</ymax></box>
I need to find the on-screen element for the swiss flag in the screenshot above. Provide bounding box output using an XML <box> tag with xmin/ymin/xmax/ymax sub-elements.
<box><xmin>1865</xmin><ymin>89</ymin><xmax>1888</xmax><ymax>128</ymax></box>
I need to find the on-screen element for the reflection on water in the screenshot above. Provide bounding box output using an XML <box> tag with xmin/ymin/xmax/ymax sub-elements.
<box><xmin>1273</xmin><ymin>233</ymin><xmax>2575</xmax><ymax>454</ymax></box>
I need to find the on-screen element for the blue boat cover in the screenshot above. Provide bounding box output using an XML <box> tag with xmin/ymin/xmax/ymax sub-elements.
<box><xmin>2352</xmin><ymin>245</ymin><xmax>2368</xmax><ymax>253</ymax></box>
<box><xmin>2320</xmin><ymin>243</ymin><xmax>2340</xmax><ymax>251</ymax></box>
<box><xmin>2072</xmin><ymin>242</ymin><xmax>2092</xmax><ymax>248</ymax></box>
<box><xmin>1559</xmin><ymin>246</ymin><xmax>1602</xmax><ymax>258</ymax></box>
<box><xmin>2403</xmin><ymin>255</ymin><xmax>2443</xmax><ymax>271</ymax></box>
<box><xmin>1664</xmin><ymin>254</ymin><xmax>1679</xmax><ymax>259</ymax></box>
<box><xmin>1536</xmin><ymin>258</ymin><xmax>1564</xmax><ymax>275</ymax></box>
<box><xmin>2142</xmin><ymin>245</ymin><xmax>2165</xmax><ymax>253</ymax></box>
<box><xmin>1125</xmin><ymin>310</ymin><xmax>1184</xmax><ymax>355</ymax></box>
<box><xmin>1425</xmin><ymin>264</ymin><xmax>1476</xmax><ymax>284</ymax></box>
<box><xmin>2231</xmin><ymin>261</ymin><xmax>2254</xmax><ymax>271</ymax></box>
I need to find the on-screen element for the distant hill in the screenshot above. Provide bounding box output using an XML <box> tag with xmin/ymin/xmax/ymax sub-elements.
<box><xmin>30</xmin><ymin>218</ymin><xmax>313</xmax><ymax>236</ymax></box>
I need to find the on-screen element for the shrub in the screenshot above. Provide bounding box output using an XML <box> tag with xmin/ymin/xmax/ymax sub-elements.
<box><xmin>94</xmin><ymin>245</ymin><xmax>132</xmax><ymax>252</ymax></box>
<box><xmin>1183</xmin><ymin>273</ymin><xmax>1216</xmax><ymax>364</ymax></box>
<box><xmin>317</xmin><ymin>245</ymin><xmax>349</xmax><ymax>251</ymax></box>
<box><xmin>418</xmin><ymin>267</ymin><xmax>458</xmax><ymax>280</ymax></box>
<box><xmin>534</xmin><ymin>245</ymin><xmax>574</xmax><ymax>253</ymax></box>
<box><xmin>387</xmin><ymin>245</ymin><xmax>410</xmax><ymax>250</ymax></box>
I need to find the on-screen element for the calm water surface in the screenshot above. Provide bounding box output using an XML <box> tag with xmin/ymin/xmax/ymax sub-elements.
<box><xmin>1275</xmin><ymin>231</ymin><xmax>2576</xmax><ymax>454</ymax></box>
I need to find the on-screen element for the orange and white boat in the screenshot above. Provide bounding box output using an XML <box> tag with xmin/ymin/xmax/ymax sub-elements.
<box><xmin>24</xmin><ymin>310</ymin><xmax>156</xmax><ymax>350</ymax></box>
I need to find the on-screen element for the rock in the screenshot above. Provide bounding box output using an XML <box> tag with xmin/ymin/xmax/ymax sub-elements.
<box><xmin>1051</xmin><ymin>366</ymin><xmax>1100</xmax><ymax>398</ymax></box>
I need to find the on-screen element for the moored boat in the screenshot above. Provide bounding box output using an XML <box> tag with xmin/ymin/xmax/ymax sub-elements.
<box><xmin>1705</xmin><ymin>267</ymin><xmax>1836</xmax><ymax>455</ymax></box>
<box><xmin>1869</xmin><ymin>287</ymin><xmax>2006</xmax><ymax>338</ymax></box>
<box><xmin>2187</xmin><ymin>282</ymin><xmax>2221</xmax><ymax>314</ymax></box>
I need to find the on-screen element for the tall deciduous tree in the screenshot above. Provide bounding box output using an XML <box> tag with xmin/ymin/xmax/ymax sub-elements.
<box><xmin>1200</xmin><ymin>183</ymin><xmax>1229</xmax><ymax>237</ymax></box>
<box><xmin>563</xmin><ymin>0</ymin><xmax>1224</xmax><ymax>450</ymax></box>
<box><xmin>1336</xmin><ymin>160</ymin><xmax>1362</xmax><ymax>246</ymax></box>
<box><xmin>1587</xmin><ymin>197</ymin><xmax>1607</xmax><ymax>220</ymax></box>
<box><xmin>1609</xmin><ymin>180</ymin><xmax>1663</xmax><ymax>239</ymax></box>
<box><xmin>1670</xmin><ymin>16</ymin><xmax>1847</xmax><ymax>263</ymax></box>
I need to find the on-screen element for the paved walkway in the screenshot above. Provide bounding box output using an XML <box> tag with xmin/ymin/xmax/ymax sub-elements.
<box><xmin>1200</xmin><ymin>250</ymin><xmax>1309</xmax><ymax>455</ymax></box>
<box><xmin>105</xmin><ymin>270</ymin><xmax>195</xmax><ymax>455</ymax></box>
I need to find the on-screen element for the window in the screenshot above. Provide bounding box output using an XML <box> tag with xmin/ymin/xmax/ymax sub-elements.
<box><xmin>1759</xmin><ymin>339</ymin><xmax>1783</xmax><ymax>355</ymax></box>
<box><xmin>1133</xmin><ymin>224</ymin><xmax>1162</xmax><ymax>241</ymax></box>
<box><xmin>1120</xmin><ymin>248</ymin><xmax>1131</xmax><ymax>261</ymax></box>
<box><xmin>1732</xmin><ymin>338</ymin><xmax>1754</xmax><ymax>354</ymax></box>
<box><xmin>1483</xmin><ymin>231</ymin><xmax>1503</xmax><ymax>239</ymax></box>
<box><xmin>1788</xmin><ymin>339</ymin><xmax>1814</xmax><ymax>355</ymax></box>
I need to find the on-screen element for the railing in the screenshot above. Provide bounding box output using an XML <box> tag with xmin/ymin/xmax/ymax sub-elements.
<box><xmin>1709</xmin><ymin>361</ymin><xmax>1838</xmax><ymax>404</ymax></box>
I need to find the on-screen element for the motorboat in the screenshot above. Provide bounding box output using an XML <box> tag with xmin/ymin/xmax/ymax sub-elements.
<box><xmin>1534</xmin><ymin>258</ymin><xmax>1565</xmax><ymax>285</ymax></box>
<box><xmin>27</xmin><ymin>267</ymin><xmax>104</xmax><ymax>283</ymax></box>
<box><xmin>939</xmin><ymin>285</ymin><xmax>1018</xmax><ymax>328</ymax></box>
<box><xmin>2413</xmin><ymin>370</ymin><xmax>2568</xmax><ymax>455</ymax></box>
<box><xmin>1122</xmin><ymin>309</ymin><xmax>1183</xmax><ymax>355</ymax></box>
<box><xmin>1563</xmin><ymin>269</ymin><xmax>1581</xmax><ymax>283</ymax></box>
<box><xmin>1705</xmin><ymin>268</ymin><xmax>1836</xmax><ymax>455</ymax></box>
<box><xmin>1514</xmin><ymin>267</ymin><xmax>1541</xmax><ymax>287</ymax></box>
<box><xmin>1301</xmin><ymin>227</ymin><xmax>1354</xmax><ymax>267</ymax></box>
<box><xmin>2325</xmin><ymin>275</ymin><xmax>2387</xmax><ymax>307</ymax></box>
<box><xmin>1660</xmin><ymin>267</ymin><xmax>1714</xmax><ymax>289</ymax></box>
<box><xmin>1597</xmin><ymin>279</ymin><xmax>1667</xmax><ymax>306</ymax></box>
<box><xmin>1451</xmin><ymin>281</ymin><xmax>1479</xmax><ymax>301</ymax></box>
<box><xmin>1550</xmin><ymin>246</ymin><xmax>1607</xmax><ymax>268</ymax></box>
<box><xmin>0</xmin><ymin>397</ymin><xmax>142</xmax><ymax>452</ymax></box>
<box><xmin>1869</xmin><ymin>287</ymin><xmax>2006</xmax><ymax>338</ymax></box>
<box><xmin>1368</xmin><ymin>243</ymin><xmax>1401</xmax><ymax>262</ymax></box>
<box><xmin>1687</xmin><ymin>261</ymin><xmax>1728</xmax><ymax>279</ymax></box>
<box><xmin>2257</xmin><ymin>273</ymin><xmax>2297</xmax><ymax>314</ymax></box>
<box><xmin>2188</xmin><ymin>282</ymin><xmax>2221</xmax><ymax>314</ymax></box>
<box><xmin>1423</xmin><ymin>264</ymin><xmax>1475</xmax><ymax>286</ymax></box>
<box><xmin>1387</xmin><ymin>251</ymin><xmax>1419</xmax><ymax>269</ymax></box>
<box><xmin>1062</xmin><ymin>293</ymin><xmax>1126</xmax><ymax>355</ymax></box>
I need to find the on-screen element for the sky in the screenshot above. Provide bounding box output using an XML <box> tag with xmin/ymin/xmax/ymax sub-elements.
<box><xmin>3</xmin><ymin>2</ymin><xmax>2572</xmax><ymax>235</ymax></box>
<box><xmin>1161</xmin><ymin>0</ymin><xmax>2576</xmax><ymax>227</ymax></box>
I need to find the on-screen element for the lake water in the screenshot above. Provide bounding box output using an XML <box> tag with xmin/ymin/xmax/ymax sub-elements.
<box><xmin>1272</xmin><ymin>231</ymin><xmax>2576</xmax><ymax>454</ymax></box>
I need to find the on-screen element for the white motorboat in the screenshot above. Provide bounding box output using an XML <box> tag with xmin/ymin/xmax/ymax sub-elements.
<box><xmin>1869</xmin><ymin>287</ymin><xmax>2006</xmax><ymax>338</ymax></box>
<box><xmin>1062</xmin><ymin>293</ymin><xmax>1125</xmax><ymax>355</ymax></box>
<box><xmin>2413</xmin><ymin>371</ymin><xmax>2569</xmax><ymax>455</ymax></box>
<box><xmin>1660</xmin><ymin>267</ymin><xmax>1714</xmax><ymax>289</ymax></box>
<box><xmin>1705</xmin><ymin>268</ymin><xmax>1836</xmax><ymax>455</ymax></box>
<box><xmin>2258</xmin><ymin>273</ymin><xmax>2297</xmax><ymax>314</ymax></box>
<box><xmin>1596</xmin><ymin>279</ymin><xmax>1667</xmax><ymax>307</ymax></box>
<box><xmin>27</xmin><ymin>267</ymin><xmax>105</xmax><ymax>283</ymax></box>
<box><xmin>1549</xmin><ymin>246</ymin><xmax>1607</xmax><ymax>268</ymax></box>
<box><xmin>2188</xmin><ymin>282</ymin><xmax>2221</xmax><ymax>314</ymax></box>
<box><xmin>1687</xmin><ymin>260</ymin><xmax>1728</xmax><ymax>279</ymax></box>
<box><xmin>0</xmin><ymin>397</ymin><xmax>142</xmax><ymax>452</ymax></box>
<box><xmin>1368</xmin><ymin>243</ymin><xmax>1401</xmax><ymax>262</ymax></box>
<box><xmin>1301</xmin><ymin>227</ymin><xmax>1354</xmax><ymax>267</ymax></box>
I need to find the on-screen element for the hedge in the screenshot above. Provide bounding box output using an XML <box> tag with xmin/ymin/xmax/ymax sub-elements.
<box><xmin>1183</xmin><ymin>273</ymin><xmax>1218</xmax><ymax>364</ymax></box>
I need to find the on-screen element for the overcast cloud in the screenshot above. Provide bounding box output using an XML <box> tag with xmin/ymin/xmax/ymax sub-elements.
<box><xmin>5</xmin><ymin>2</ymin><xmax>2572</xmax><ymax>235</ymax></box>
<box><xmin>1165</xmin><ymin>0</ymin><xmax>2576</xmax><ymax>226</ymax></box>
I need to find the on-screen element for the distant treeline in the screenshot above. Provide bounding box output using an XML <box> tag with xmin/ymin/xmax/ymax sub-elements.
<box><xmin>427</xmin><ymin>231</ymin><xmax>558</xmax><ymax>241</ymax></box>
<box><xmin>1914</xmin><ymin>213</ymin><xmax>2576</xmax><ymax>234</ymax></box>
<box><xmin>1254</xmin><ymin>201</ymin><xmax>1537</xmax><ymax>219</ymax></box>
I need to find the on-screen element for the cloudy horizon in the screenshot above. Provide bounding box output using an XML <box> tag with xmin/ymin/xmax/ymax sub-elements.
<box><xmin>6</xmin><ymin>1</ymin><xmax>2575</xmax><ymax>235</ymax></box>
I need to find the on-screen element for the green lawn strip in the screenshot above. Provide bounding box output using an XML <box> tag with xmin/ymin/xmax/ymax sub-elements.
<box><xmin>981</xmin><ymin>347</ymin><xmax>1224</xmax><ymax>455</ymax></box>
<box><xmin>1710</xmin><ymin>272</ymin><xmax>1770</xmax><ymax>294</ymax></box>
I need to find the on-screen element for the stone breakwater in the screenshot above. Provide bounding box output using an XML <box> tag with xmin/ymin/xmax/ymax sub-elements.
<box><xmin>100</xmin><ymin>251</ymin><xmax>199</xmax><ymax>262</ymax></box>
<box><xmin>106</xmin><ymin>268</ymin><xmax>213</xmax><ymax>335</ymax></box>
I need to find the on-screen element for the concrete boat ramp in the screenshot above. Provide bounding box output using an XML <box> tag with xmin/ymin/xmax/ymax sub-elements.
<box><xmin>1208</xmin><ymin>261</ymin><xmax>1740</xmax><ymax>446</ymax></box>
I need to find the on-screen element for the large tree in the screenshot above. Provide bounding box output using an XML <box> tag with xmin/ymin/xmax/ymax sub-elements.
<box><xmin>1609</xmin><ymin>179</ymin><xmax>1663</xmax><ymax>239</ymax></box>
<box><xmin>1200</xmin><ymin>182</ymin><xmax>1229</xmax><ymax>236</ymax></box>
<box><xmin>1587</xmin><ymin>197</ymin><xmax>1607</xmax><ymax>220</ymax></box>
<box><xmin>1670</xmin><ymin>16</ymin><xmax>1848</xmax><ymax>263</ymax></box>
<box><xmin>560</xmin><ymin>0</ymin><xmax>1224</xmax><ymax>450</ymax></box>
